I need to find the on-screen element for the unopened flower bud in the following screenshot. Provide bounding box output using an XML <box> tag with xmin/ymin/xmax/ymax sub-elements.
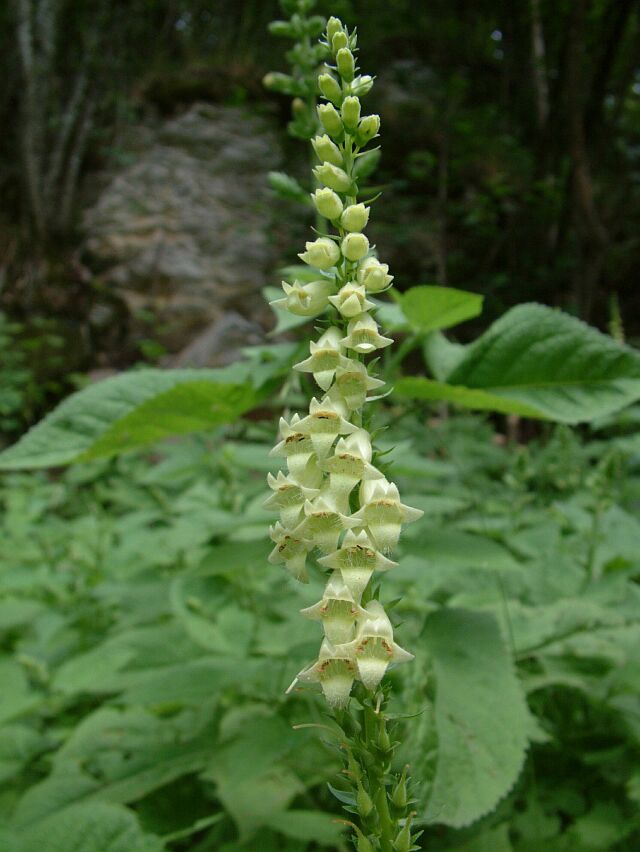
<box><xmin>357</xmin><ymin>782</ymin><xmax>374</xmax><ymax>818</ymax></box>
<box><xmin>393</xmin><ymin>813</ymin><xmax>414</xmax><ymax>852</ymax></box>
<box><xmin>341</xmin><ymin>96</ymin><xmax>361</xmax><ymax>130</ymax></box>
<box><xmin>356</xmin><ymin>830</ymin><xmax>374</xmax><ymax>852</ymax></box>
<box><xmin>313</xmin><ymin>162</ymin><xmax>352</xmax><ymax>193</ymax></box>
<box><xmin>313</xmin><ymin>188</ymin><xmax>344</xmax><ymax>220</ymax></box>
<box><xmin>351</xmin><ymin>74</ymin><xmax>374</xmax><ymax>96</ymax></box>
<box><xmin>311</xmin><ymin>134</ymin><xmax>343</xmax><ymax>167</ymax></box>
<box><xmin>318</xmin><ymin>73</ymin><xmax>343</xmax><ymax>106</ymax></box>
<box><xmin>299</xmin><ymin>237</ymin><xmax>341</xmax><ymax>269</ymax></box>
<box><xmin>357</xmin><ymin>257</ymin><xmax>393</xmax><ymax>292</ymax></box>
<box><xmin>291</xmin><ymin>97</ymin><xmax>306</xmax><ymax>117</ymax></box>
<box><xmin>391</xmin><ymin>767</ymin><xmax>409</xmax><ymax>809</ymax></box>
<box><xmin>263</xmin><ymin>71</ymin><xmax>297</xmax><ymax>95</ymax></box>
<box><xmin>317</xmin><ymin>103</ymin><xmax>343</xmax><ymax>138</ymax></box>
<box><xmin>332</xmin><ymin>31</ymin><xmax>349</xmax><ymax>53</ymax></box>
<box><xmin>341</xmin><ymin>232</ymin><xmax>369</xmax><ymax>262</ymax></box>
<box><xmin>336</xmin><ymin>48</ymin><xmax>355</xmax><ymax>82</ymax></box>
<box><xmin>326</xmin><ymin>16</ymin><xmax>344</xmax><ymax>43</ymax></box>
<box><xmin>268</xmin><ymin>20</ymin><xmax>294</xmax><ymax>38</ymax></box>
<box><xmin>341</xmin><ymin>203</ymin><xmax>370</xmax><ymax>232</ymax></box>
<box><xmin>357</xmin><ymin>114</ymin><xmax>380</xmax><ymax>145</ymax></box>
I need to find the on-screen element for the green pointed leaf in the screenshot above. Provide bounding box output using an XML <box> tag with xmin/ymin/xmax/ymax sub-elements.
<box><xmin>397</xmin><ymin>303</ymin><xmax>640</xmax><ymax>423</ymax></box>
<box><xmin>0</xmin><ymin>368</ymin><xmax>259</xmax><ymax>470</ymax></box>
<box><xmin>417</xmin><ymin>609</ymin><xmax>529</xmax><ymax>828</ymax></box>
<box><xmin>399</xmin><ymin>285</ymin><xmax>484</xmax><ymax>334</ymax></box>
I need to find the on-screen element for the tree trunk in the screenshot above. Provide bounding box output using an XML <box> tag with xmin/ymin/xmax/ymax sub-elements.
<box><xmin>566</xmin><ymin>0</ymin><xmax>609</xmax><ymax>320</ymax></box>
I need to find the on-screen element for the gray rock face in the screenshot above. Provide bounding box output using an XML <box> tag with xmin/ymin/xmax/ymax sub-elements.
<box><xmin>83</xmin><ymin>103</ymin><xmax>281</xmax><ymax>352</ymax></box>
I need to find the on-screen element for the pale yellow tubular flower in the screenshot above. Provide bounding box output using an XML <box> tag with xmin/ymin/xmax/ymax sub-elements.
<box><xmin>293</xmin><ymin>326</ymin><xmax>347</xmax><ymax>391</ymax></box>
<box><xmin>293</xmin><ymin>638</ymin><xmax>358</xmax><ymax>708</ymax></box>
<box><xmin>268</xmin><ymin>522</ymin><xmax>313</xmax><ymax>583</ymax></box>
<box><xmin>270</xmin><ymin>279</ymin><xmax>333</xmax><ymax>316</ymax></box>
<box><xmin>264</xmin><ymin>471</ymin><xmax>321</xmax><ymax>529</ymax></box>
<box><xmin>300</xmin><ymin>572</ymin><xmax>366</xmax><ymax>644</ymax></box>
<box><xmin>295</xmin><ymin>395</ymin><xmax>358</xmax><ymax>459</ymax></box>
<box><xmin>353</xmin><ymin>478</ymin><xmax>423</xmax><ymax>553</ymax></box>
<box><xmin>341</xmin><ymin>600</ymin><xmax>414</xmax><ymax>690</ymax></box>
<box><xmin>341</xmin><ymin>312</ymin><xmax>394</xmax><ymax>354</ymax></box>
<box><xmin>292</xmin><ymin>493</ymin><xmax>359</xmax><ymax>554</ymax></box>
<box><xmin>328</xmin><ymin>282</ymin><xmax>375</xmax><ymax>318</ymax></box>
<box><xmin>318</xmin><ymin>529</ymin><xmax>398</xmax><ymax>600</ymax></box>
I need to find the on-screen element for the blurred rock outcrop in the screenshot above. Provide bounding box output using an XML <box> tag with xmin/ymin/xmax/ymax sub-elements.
<box><xmin>83</xmin><ymin>103</ymin><xmax>281</xmax><ymax>357</ymax></box>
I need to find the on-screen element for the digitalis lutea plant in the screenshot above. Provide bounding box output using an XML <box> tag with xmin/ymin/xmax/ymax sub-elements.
<box><xmin>266</xmin><ymin>16</ymin><xmax>423</xmax><ymax>852</ymax></box>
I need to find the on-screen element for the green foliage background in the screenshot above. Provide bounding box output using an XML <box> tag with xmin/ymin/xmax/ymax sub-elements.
<box><xmin>1</xmin><ymin>405</ymin><xmax>640</xmax><ymax>850</ymax></box>
<box><xmin>2</xmin><ymin>1</ymin><xmax>640</xmax><ymax>849</ymax></box>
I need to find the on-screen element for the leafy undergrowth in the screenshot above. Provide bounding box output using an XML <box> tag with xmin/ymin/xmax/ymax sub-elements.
<box><xmin>0</xmin><ymin>412</ymin><xmax>639</xmax><ymax>851</ymax></box>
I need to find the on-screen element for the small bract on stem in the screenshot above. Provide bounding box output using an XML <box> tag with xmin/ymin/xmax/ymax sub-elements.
<box><xmin>267</xmin><ymin>13</ymin><xmax>423</xmax><ymax>851</ymax></box>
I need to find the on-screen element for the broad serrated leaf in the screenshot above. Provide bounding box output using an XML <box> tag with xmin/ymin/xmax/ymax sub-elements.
<box><xmin>397</xmin><ymin>303</ymin><xmax>640</xmax><ymax>422</ymax></box>
<box><xmin>0</xmin><ymin>725</ymin><xmax>48</xmax><ymax>783</ymax></box>
<box><xmin>0</xmin><ymin>368</ymin><xmax>258</xmax><ymax>470</ymax></box>
<box><xmin>0</xmin><ymin>659</ymin><xmax>42</xmax><ymax>724</ymax></box>
<box><xmin>12</xmin><ymin>707</ymin><xmax>216</xmax><ymax>825</ymax></box>
<box><xmin>417</xmin><ymin>609</ymin><xmax>529</xmax><ymax>828</ymax></box>
<box><xmin>16</xmin><ymin>801</ymin><xmax>162</xmax><ymax>852</ymax></box>
<box><xmin>403</xmin><ymin>528</ymin><xmax>519</xmax><ymax>571</ymax></box>
<box><xmin>399</xmin><ymin>285</ymin><xmax>484</xmax><ymax>334</ymax></box>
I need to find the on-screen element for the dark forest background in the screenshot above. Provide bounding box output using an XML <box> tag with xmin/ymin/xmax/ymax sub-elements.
<box><xmin>2</xmin><ymin>0</ymin><xmax>640</xmax><ymax>428</ymax></box>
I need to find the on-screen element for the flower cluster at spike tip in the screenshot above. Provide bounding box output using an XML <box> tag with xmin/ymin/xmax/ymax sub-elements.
<box><xmin>266</xmin><ymin>15</ymin><xmax>423</xmax><ymax>709</ymax></box>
